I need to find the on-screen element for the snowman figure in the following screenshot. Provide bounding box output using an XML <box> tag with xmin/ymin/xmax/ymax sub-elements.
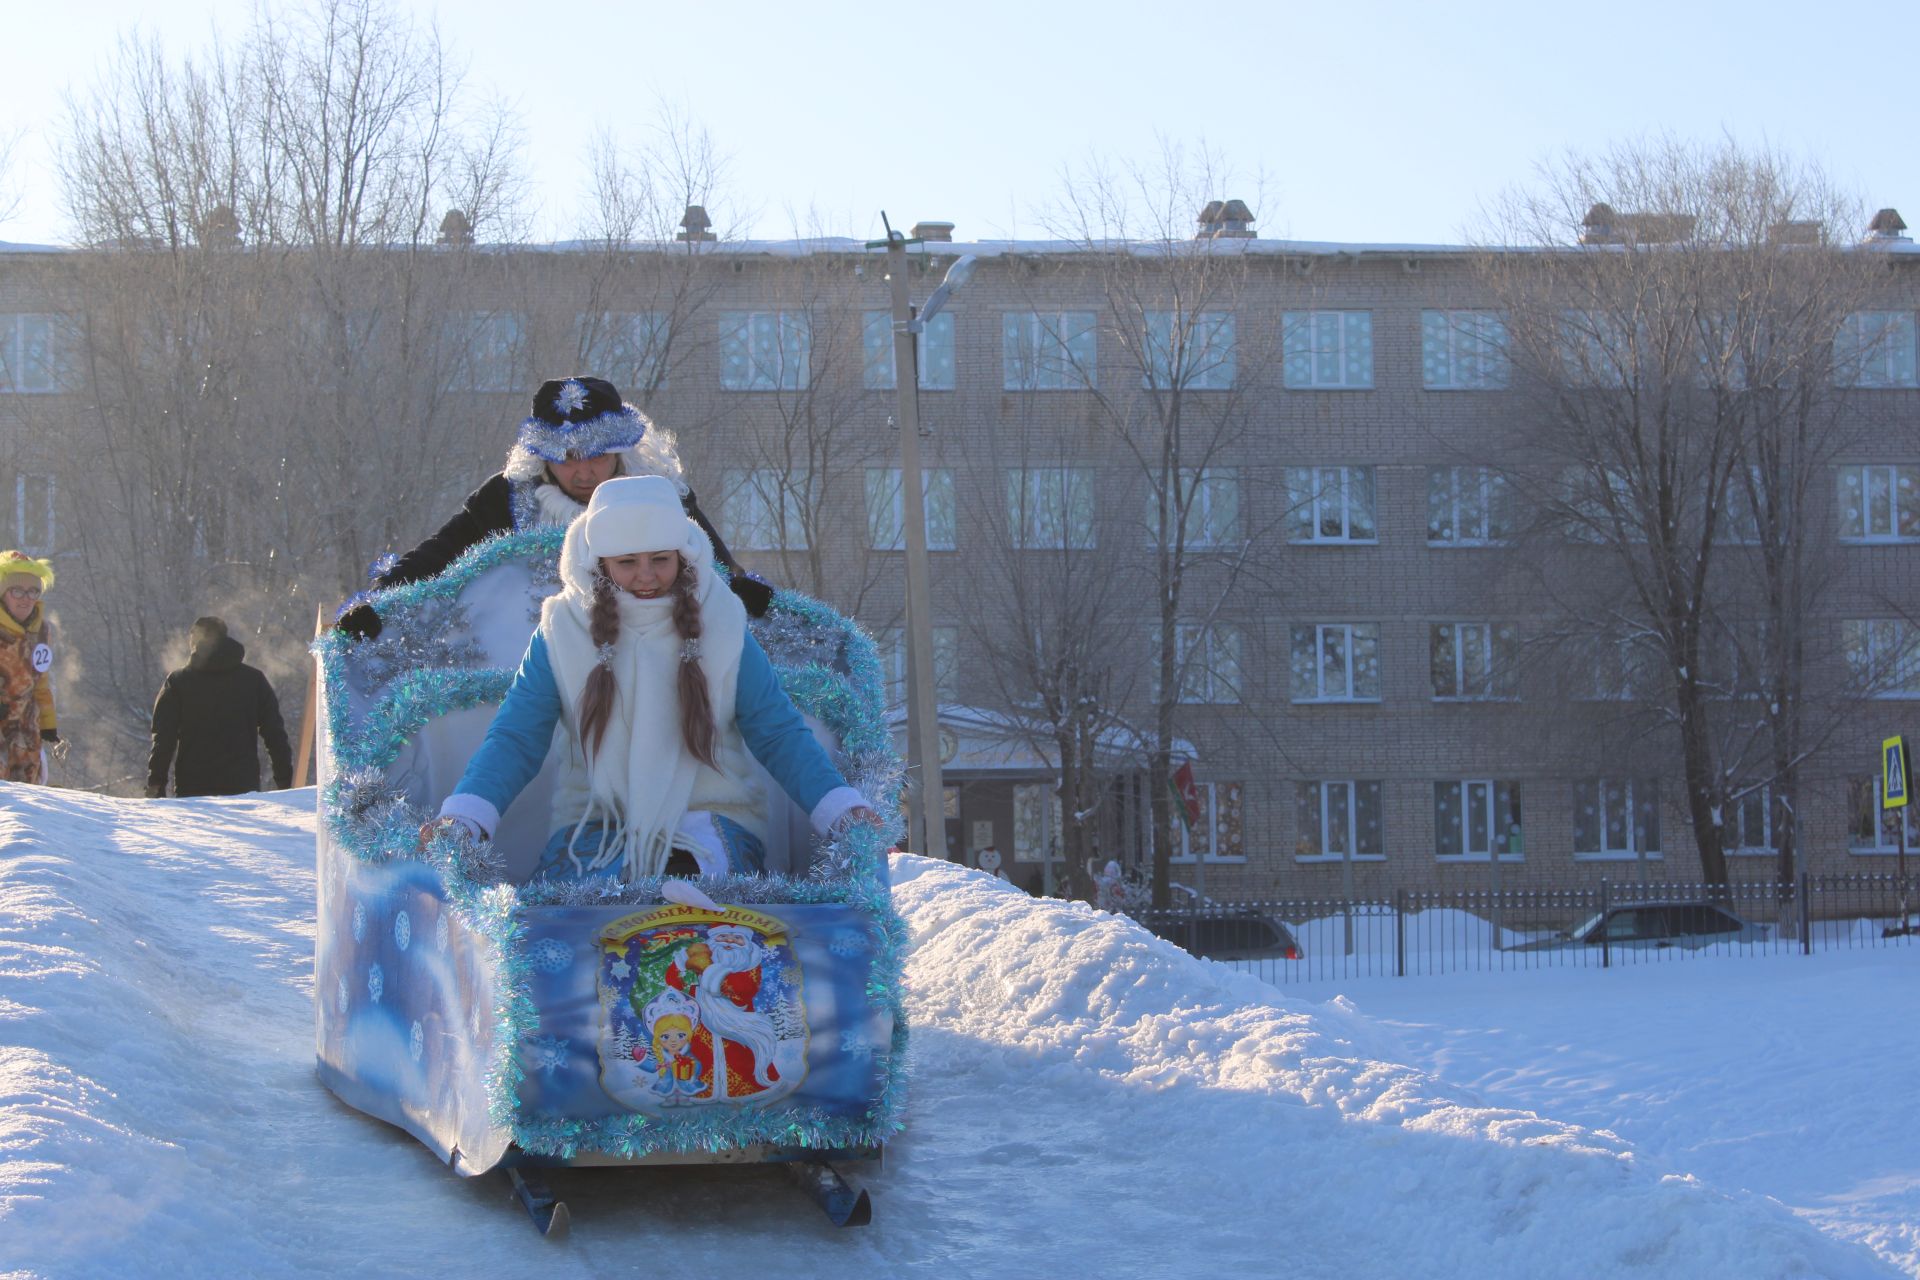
<box><xmin>976</xmin><ymin>846</ymin><xmax>1007</xmax><ymax>880</ymax></box>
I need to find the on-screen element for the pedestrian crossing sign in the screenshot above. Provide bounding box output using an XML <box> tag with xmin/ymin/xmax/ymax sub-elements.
<box><xmin>1885</xmin><ymin>736</ymin><xmax>1911</xmax><ymax>810</ymax></box>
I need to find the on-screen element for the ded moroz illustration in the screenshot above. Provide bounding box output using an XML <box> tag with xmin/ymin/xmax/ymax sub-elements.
<box><xmin>313</xmin><ymin>378</ymin><xmax>904</xmax><ymax>1236</ymax></box>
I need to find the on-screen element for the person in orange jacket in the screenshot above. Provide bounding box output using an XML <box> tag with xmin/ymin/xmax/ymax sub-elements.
<box><xmin>0</xmin><ymin>551</ymin><xmax>59</xmax><ymax>784</ymax></box>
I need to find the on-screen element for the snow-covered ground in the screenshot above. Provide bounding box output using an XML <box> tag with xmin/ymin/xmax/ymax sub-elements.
<box><xmin>0</xmin><ymin>785</ymin><xmax>1912</xmax><ymax>1279</ymax></box>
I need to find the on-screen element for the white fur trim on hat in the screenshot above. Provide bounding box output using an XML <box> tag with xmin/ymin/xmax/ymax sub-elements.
<box><xmin>583</xmin><ymin>475</ymin><xmax>698</xmax><ymax>557</ymax></box>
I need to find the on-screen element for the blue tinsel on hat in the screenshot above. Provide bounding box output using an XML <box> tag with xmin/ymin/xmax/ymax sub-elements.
<box><xmin>515</xmin><ymin>376</ymin><xmax>650</xmax><ymax>463</ymax></box>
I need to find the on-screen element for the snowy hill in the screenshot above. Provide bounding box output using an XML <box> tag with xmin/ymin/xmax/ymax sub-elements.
<box><xmin>0</xmin><ymin>785</ymin><xmax>1907</xmax><ymax>1279</ymax></box>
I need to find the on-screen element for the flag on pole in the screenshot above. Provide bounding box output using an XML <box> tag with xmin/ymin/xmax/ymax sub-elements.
<box><xmin>1170</xmin><ymin>760</ymin><xmax>1202</xmax><ymax>832</ymax></box>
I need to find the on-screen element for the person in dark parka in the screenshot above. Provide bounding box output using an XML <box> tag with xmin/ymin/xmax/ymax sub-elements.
<box><xmin>336</xmin><ymin>376</ymin><xmax>771</xmax><ymax>639</ymax></box>
<box><xmin>146</xmin><ymin>617</ymin><xmax>293</xmax><ymax>798</ymax></box>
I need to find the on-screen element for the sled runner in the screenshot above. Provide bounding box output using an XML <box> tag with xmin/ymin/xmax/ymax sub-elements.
<box><xmin>311</xmin><ymin>527</ymin><xmax>905</xmax><ymax>1232</ymax></box>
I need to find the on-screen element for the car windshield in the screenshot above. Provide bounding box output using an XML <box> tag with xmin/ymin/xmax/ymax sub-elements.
<box><xmin>1568</xmin><ymin>912</ymin><xmax>1604</xmax><ymax>939</ymax></box>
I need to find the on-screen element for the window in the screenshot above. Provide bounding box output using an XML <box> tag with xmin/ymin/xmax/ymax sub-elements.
<box><xmin>1006</xmin><ymin>467</ymin><xmax>1096</xmax><ymax>549</ymax></box>
<box><xmin>1144</xmin><ymin>311</ymin><xmax>1235</xmax><ymax>390</ymax></box>
<box><xmin>1295</xmin><ymin>781</ymin><xmax>1385</xmax><ymax>861</ymax></box>
<box><xmin>1172</xmin><ymin>781</ymin><xmax>1247</xmax><ymax>862</ymax></box>
<box><xmin>1427</xmin><ymin>467</ymin><xmax>1512</xmax><ymax>545</ymax></box>
<box><xmin>1849</xmin><ymin>776</ymin><xmax>1914</xmax><ymax>853</ymax></box>
<box><xmin>1842</xmin><ymin>619</ymin><xmax>1920</xmax><ymax>698</ymax></box>
<box><xmin>1837</xmin><ymin>465</ymin><xmax>1920</xmax><ymax>543</ymax></box>
<box><xmin>443</xmin><ymin>312</ymin><xmax>525</xmax><ymax>393</ymax></box>
<box><xmin>1012</xmin><ymin>782</ymin><xmax>1063</xmax><ymax>863</ymax></box>
<box><xmin>1003</xmin><ymin>311</ymin><xmax>1096</xmax><ymax>390</ymax></box>
<box><xmin>1726</xmin><ymin>784</ymin><xmax>1773</xmax><ymax>854</ymax></box>
<box><xmin>1289</xmin><ymin>623</ymin><xmax>1381</xmax><ymax>702</ymax></box>
<box><xmin>1562</xmin><ymin>465</ymin><xmax>1640</xmax><ymax>543</ymax></box>
<box><xmin>1172</xmin><ymin>624</ymin><xmax>1245</xmax><ymax>705</ymax></box>
<box><xmin>1282</xmin><ymin>311</ymin><xmax>1373</xmax><ymax>389</ymax></box>
<box><xmin>1433</xmin><ymin>780</ymin><xmax>1522</xmax><ymax>859</ymax></box>
<box><xmin>1148</xmin><ymin>468</ymin><xmax>1242</xmax><ymax>549</ymax></box>
<box><xmin>1573</xmin><ymin>779</ymin><xmax>1661</xmax><ymax>858</ymax></box>
<box><xmin>863</xmin><ymin>311</ymin><xmax>955</xmax><ymax>391</ymax></box>
<box><xmin>865</xmin><ymin>468</ymin><xmax>956</xmax><ymax>550</ymax></box>
<box><xmin>1285</xmin><ymin>466</ymin><xmax>1377</xmax><ymax>544</ymax></box>
<box><xmin>1575</xmin><ymin>633</ymin><xmax>1657</xmax><ymax>702</ymax></box>
<box><xmin>13</xmin><ymin>474</ymin><xmax>54</xmax><ymax>552</ymax></box>
<box><xmin>877</xmin><ymin>626</ymin><xmax>959</xmax><ymax>705</ymax></box>
<box><xmin>579</xmin><ymin>311</ymin><xmax>670</xmax><ymax>392</ymax></box>
<box><xmin>0</xmin><ymin>314</ymin><xmax>63</xmax><ymax>393</ymax></box>
<box><xmin>720</xmin><ymin>311</ymin><xmax>810</xmax><ymax>391</ymax></box>
<box><xmin>720</xmin><ymin>468</ymin><xmax>811</xmax><ymax>551</ymax></box>
<box><xmin>1720</xmin><ymin>469</ymin><xmax>1765</xmax><ymax>545</ymax></box>
<box><xmin>1431</xmin><ymin>623</ymin><xmax>1519</xmax><ymax>699</ymax></box>
<box><xmin>1422</xmin><ymin>310</ymin><xmax>1509</xmax><ymax>390</ymax></box>
<box><xmin>1559</xmin><ymin>310</ymin><xmax>1631</xmax><ymax>388</ymax></box>
<box><xmin>1835</xmin><ymin>312</ymin><xmax>1918</xmax><ymax>388</ymax></box>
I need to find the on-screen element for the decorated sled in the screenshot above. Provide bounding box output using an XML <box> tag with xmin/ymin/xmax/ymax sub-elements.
<box><xmin>311</xmin><ymin>527</ymin><xmax>907</xmax><ymax>1234</ymax></box>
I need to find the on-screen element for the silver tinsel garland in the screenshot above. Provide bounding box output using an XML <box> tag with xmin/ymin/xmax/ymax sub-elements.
<box><xmin>314</xmin><ymin>525</ymin><xmax>912</xmax><ymax>1160</ymax></box>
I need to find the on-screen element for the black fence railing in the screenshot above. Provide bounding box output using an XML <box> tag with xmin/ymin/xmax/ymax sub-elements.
<box><xmin>1130</xmin><ymin>873</ymin><xmax>1919</xmax><ymax>984</ymax></box>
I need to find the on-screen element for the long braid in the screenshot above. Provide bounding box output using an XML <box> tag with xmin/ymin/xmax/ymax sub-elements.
<box><xmin>577</xmin><ymin>570</ymin><xmax>621</xmax><ymax>759</ymax></box>
<box><xmin>671</xmin><ymin>560</ymin><xmax>719</xmax><ymax>768</ymax></box>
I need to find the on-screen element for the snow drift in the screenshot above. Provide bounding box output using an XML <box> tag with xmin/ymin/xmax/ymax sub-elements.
<box><xmin>0</xmin><ymin>786</ymin><xmax>1898</xmax><ymax>1278</ymax></box>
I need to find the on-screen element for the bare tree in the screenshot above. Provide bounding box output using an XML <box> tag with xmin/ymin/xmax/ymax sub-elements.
<box><xmin>1037</xmin><ymin>145</ymin><xmax>1287</xmax><ymax>906</ymax></box>
<box><xmin>1479</xmin><ymin>139</ymin><xmax>1890</xmax><ymax>886</ymax></box>
<box><xmin>48</xmin><ymin>0</ymin><xmax>529</xmax><ymax>788</ymax></box>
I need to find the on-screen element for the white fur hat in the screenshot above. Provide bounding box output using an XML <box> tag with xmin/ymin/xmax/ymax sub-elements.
<box><xmin>582</xmin><ymin>475</ymin><xmax>696</xmax><ymax>557</ymax></box>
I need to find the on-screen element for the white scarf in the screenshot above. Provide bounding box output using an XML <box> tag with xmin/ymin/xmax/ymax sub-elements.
<box><xmin>541</xmin><ymin>515</ymin><xmax>748</xmax><ymax>881</ymax></box>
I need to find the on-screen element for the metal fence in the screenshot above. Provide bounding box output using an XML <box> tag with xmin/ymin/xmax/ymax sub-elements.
<box><xmin>1131</xmin><ymin>873</ymin><xmax>1920</xmax><ymax>985</ymax></box>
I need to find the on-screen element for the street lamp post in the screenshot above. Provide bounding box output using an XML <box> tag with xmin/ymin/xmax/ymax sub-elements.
<box><xmin>868</xmin><ymin>217</ymin><xmax>974</xmax><ymax>859</ymax></box>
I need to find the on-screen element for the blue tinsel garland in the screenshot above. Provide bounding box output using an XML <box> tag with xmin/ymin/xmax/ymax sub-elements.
<box><xmin>314</xmin><ymin>525</ymin><xmax>910</xmax><ymax>1160</ymax></box>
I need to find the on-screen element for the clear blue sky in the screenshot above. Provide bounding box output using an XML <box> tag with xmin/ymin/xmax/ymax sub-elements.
<box><xmin>2</xmin><ymin>0</ymin><xmax>1909</xmax><ymax>247</ymax></box>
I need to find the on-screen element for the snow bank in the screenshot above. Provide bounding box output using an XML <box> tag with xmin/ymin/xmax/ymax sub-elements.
<box><xmin>0</xmin><ymin>791</ymin><xmax>1897</xmax><ymax>1279</ymax></box>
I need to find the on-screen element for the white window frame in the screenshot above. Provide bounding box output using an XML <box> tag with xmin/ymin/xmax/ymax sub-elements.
<box><xmin>1431</xmin><ymin>622</ymin><xmax>1519</xmax><ymax>701</ymax></box>
<box><xmin>1289</xmin><ymin>623</ymin><xmax>1381</xmax><ymax>703</ymax></box>
<box><xmin>1426</xmin><ymin>466</ymin><xmax>1512</xmax><ymax>546</ymax></box>
<box><xmin>1006</xmin><ymin>467</ymin><xmax>1096</xmax><ymax>549</ymax></box>
<box><xmin>720</xmin><ymin>311</ymin><xmax>811</xmax><ymax>392</ymax></box>
<box><xmin>444</xmin><ymin>311</ymin><xmax>525</xmax><ymax>393</ymax></box>
<box><xmin>1144</xmin><ymin>311</ymin><xmax>1236</xmax><ymax>391</ymax></box>
<box><xmin>1837</xmin><ymin>464</ymin><xmax>1920</xmax><ymax>544</ymax></box>
<box><xmin>0</xmin><ymin>314</ymin><xmax>61</xmax><ymax>394</ymax></box>
<box><xmin>1835</xmin><ymin>311</ymin><xmax>1918</xmax><ymax>389</ymax></box>
<box><xmin>1725</xmin><ymin>784</ymin><xmax>1774</xmax><ymax>856</ymax></box>
<box><xmin>1176</xmin><ymin>624</ymin><xmax>1245</xmax><ymax>705</ymax></box>
<box><xmin>579</xmin><ymin>311</ymin><xmax>671</xmax><ymax>392</ymax></box>
<box><xmin>1148</xmin><ymin>467</ymin><xmax>1242</xmax><ymax>550</ymax></box>
<box><xmin>878</xmin><ymin>625</ymin><xmax>959</xmax><ymax>705</ymax></box>
<box><xmin>1433</xmin><ymin>779</ymin><xmax>1523</xmax><ymax>862</ymax></box>
<box><xmin>1285</xmin><ymin>466</ymin><xmax>1378</xmax><ymax>544</ymax></box>
<box><xmin>1295</xmin><ymin>780</ymin><xmax>1386</xmax><ymax>863</ymax></box>
<box><xmin>1842</xmin><ymin>619</ymin><xmax>1920</xmax><ymax>699</ymax></box>
<box><xmin>1572</xmin><ymin>778</ymin><xmax>1664</xmax><ymax>861</ymax></box>
<box><xmin>1849</xmin><ymin>775</ymin><xmax>1915</xmax><ymax>854</ymax></box>
<box><xmin>1003</xmin><ymin>311</ymin><xmax>1096</xmax><ymax>391</ymax></box>
<box><xmin>720</xmin><ymin>468</ymin><xmax>812</xmax><ymax>551</ymax></box>
<box><xmin>1575</xmin><ymin>634</ymin><xmax>1653</xmax><ymax>702</ymax></box>
<box><xmin>14</xmin><ymin>474</ymin><xmax>54</xmax><ymax>553</ymax></box>
<box><xmin>1282</xmin><ymin>310</ymin><xmax>1374</xmax><ymax>389</ymax></box>
<box><xmin>1421</xmin><ymin>310</ymin><xmax>1509</xmax><ymax>390</ymax></box>
<box><xmin>863</xmin><ymin>310</ymin><xmax>955</xmax><ymax>391</ymax></box>
<box><xmin>1169</xmin><ymin>782</ymin><xmax>1245</xmax><ymax>864</ymax></box>
<box><xmin>865</xmin><ymin>468</ymin><xmax>957</xmax><ymax>551</ymax></box>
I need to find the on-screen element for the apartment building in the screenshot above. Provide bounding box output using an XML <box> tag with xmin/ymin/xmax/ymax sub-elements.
<box><xmin>2</xmin><ymin>204</ymin><xmax>1915</xmax><ymax>895</ymax></box>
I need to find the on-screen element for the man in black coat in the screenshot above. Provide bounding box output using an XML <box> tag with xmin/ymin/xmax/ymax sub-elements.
<box><xmin>337</xmin><ymin>376</ymin><xmax>771</xmax><ymax>639</ymax></box>
<box><xmin>146</xmin><ymin>617</ymin><xmax>293</xmax><ymax>798</ymax></box>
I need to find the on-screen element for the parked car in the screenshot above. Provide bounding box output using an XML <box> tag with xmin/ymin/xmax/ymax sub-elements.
<box><xmin>1141</xmin><ymin>908</ymin><xmax>1304</xmax><ymax>963</ymax></box>
<box><xmin>1508</xmin><ymin>900</ymin><xmax>1769</xmax><ymax>953</ymax></box>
